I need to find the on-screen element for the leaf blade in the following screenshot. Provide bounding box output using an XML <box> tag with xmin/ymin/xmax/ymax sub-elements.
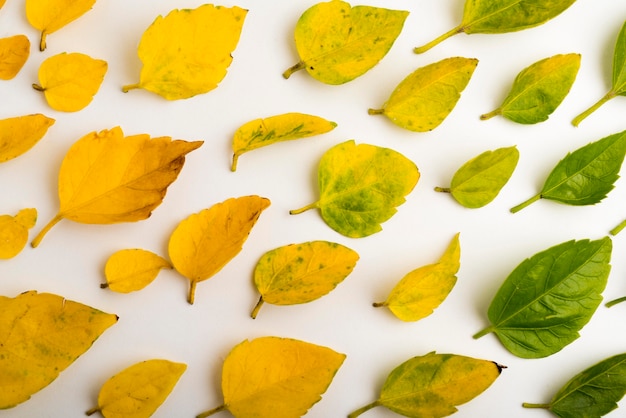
<box><xmin>103</xmin><ymin>249</ymin><xmax>172</xmax><ymax>293</ymax></box>
<box><xmin>0</xmin><ymin>35</ymin><xmax>30</xmax><ymax>80</ymax></box>
<box><xmin>25</xmin><ymin>0</ymin><xmax>97</xmax><ymax>50</ymax></box>
<box><xmin>0</xmin><ymin>114</ymin><xmax>55</xmax><ymax>163</ymax></box>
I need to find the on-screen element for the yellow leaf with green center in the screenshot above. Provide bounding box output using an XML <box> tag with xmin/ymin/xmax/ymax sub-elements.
<box><xmin>25</xmin><ymin>0</ymin><xmax>97</xmax><ymax>50</ymax></box>
<box><xmin>290</xmin><ymin>140</ymin><xmax>419</xmax><ymax>238</ymax></box>
<box><xmin>0</xmin><ymin>209</ymin><xmax>37</xmax><ymax>259</ymax></box>
<box><xmin>0</xmin><ymin>113</ymin><xmax>55</xmax><ymax>163</ymax></box>
<box><xmin>0</xmin><ymin>35</ymin><xmax>30</xmax><ymax>80</ymax></box>
<box><xmin>369</xmin><ymin>57</ymin><xmax>478</xmax><ymax>132</ymax></box>
<box><xmin>251</xmin><ymin>241</ymin><xmax>359</xmax><ymax>318</ymax></box>
<box><xmin>283</xmin><ymin>1</ymin><xmax>408</xmax><ymax>84</ymax></box>
<box><xmin>123</xmin><ymin>5</ymin><xmax>247</xmax><ymax>100</ymax></box>
<box><xmin>102</xmin><ymin>249</ymin><xmax>172</xmax><ymax>293</ymax></box>
<box><xmin>0</xmin><ymin>291</ymin><xmax>117</xmax><ymax>409</ymax></box>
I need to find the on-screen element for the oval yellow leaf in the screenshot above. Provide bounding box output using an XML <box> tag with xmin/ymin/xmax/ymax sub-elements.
<box><xmin>123</xmin><ymin>4</ymin><xmax>247</xmax><ymax>100</ymax></box>
<box><xmin>168</xmin><ymin>196</ymin><xmax>271</xmax><ymax>304</ymax></box>
<box><xmin>0</xmin><ymin>34</ymin><xmax>30</xmax><ymax>80</ymax></box>
<box><xmin>232</xmin><ymin>113</ymin><xmax>337</xmax><ymax>171</ymax></box>
<box><xmin>103</xmin><ymin>249</ymin><xmax>172</xmax><ymax>293</ymax></box>
<box><xmin>25</xmin><ymin>0</ymin><xmax>97</xmax><ymax>50</ymax></box>
<box><xmin>86</xmin><ymin>359</ymin><xmax>186</xmax><ymax>418</ymax></box>
<box><xmin>33</xmin><ymin>52</ymin><xmax>107</xmax><ymax>112</ymax></box>
<box><xmin>0</xmin><ymin>113</ymin><xmax>55</xmax><ymax>163</ymax></box>
<box><xmin>31</xmin><ymin>126</ymin><xmax>203</xmax><ymax>248</ymax></box>
<box><xmin>0</xmin><ymin>290</ymin><xmax>117</xmax><ymax>409</ymax></box>
<box><xmin>251</xmin><ymin>241</ymin><xmax>359</xmax><ymax>318</ymax></box>
<box><xmin>197</xmin><ymin>336</ymin><xmax>346</xmax><ymax>418</ymax></box>
<box><xmin>0</xmin><ymin>208</ymin><xmax>37</xmax><ymax>259</ymax></box>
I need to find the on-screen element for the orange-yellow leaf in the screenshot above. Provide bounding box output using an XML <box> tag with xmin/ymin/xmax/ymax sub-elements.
<box><xmin>103</xmin><ymin>249</ymin><xmax>172</xmax><ymax>293</ymax></box>
<box><xmin>31</xmin><ymin>126</ymin><xmax>203</xmax><ymax>248</ymax></box>
<box><xmin>0</xmin><ymin>113</ymin><xmax>55</xmax><ymax>163</ymax></box>
<box><xmin>0</xmin><ymin>208</ymin><xmax>37</xmax><ymax>259</ymax></box>
<box><xmin>0</xmin><ymin>0</ymin><xmax>5</xmax><ymax>10</ymax></box>
<box><xmin>0</xmin><ymin>35</ymin><xmax>30</xmax><ymax>80</ymax></box>
<box><xmin>168</xmin><ymin>196</ymin><xmax>270</xmax><ymax>304</ymax></box>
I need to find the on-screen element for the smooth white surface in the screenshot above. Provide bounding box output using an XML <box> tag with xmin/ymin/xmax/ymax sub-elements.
<box><xmin>2</xmin><ymin>1</ymin><xmax>626</xmax><ymax>417</ymax></box>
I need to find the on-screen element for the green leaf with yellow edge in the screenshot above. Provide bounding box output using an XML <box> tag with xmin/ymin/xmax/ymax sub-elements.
<box><xmin>25</xmin><ymin>0</ymin><xmax>97</xmax><ymax>51</ymax></box>
<box><xmin>283</xmin><ymin>1</ymin><xmax>408</xmax><ymax>84</ymax></box>
<box><xmin>123</xmin><ymin>5</ymin><xmax>247</xmax><ymax>100</ymax></box>
<box><xmin>251</xmin><ymin>240</ymin><xmax>359</xmax><ymax>318</ymax></box>
<box><xmin>102</xmin><ymin>249</ymin><xmax>172</xmax><ymax>293</ymax></box>
<box><xmin>290</xmin><ymin>140</ymin><xmax>419</xmax><ymax>238</ymax></box>
<box><xmin>348</xmin><ymin>352</ymin><xmax>505</xmax><ymax>418</ymax></box>
<box><xmin>369</xmin><ymin>57</ymin><xmax>478</xmax><ymax>132</ymax></box>
<box><xmin>33</xmin><ymin>52</ymin><xmax>107</xmax><ymax>112</ymax></box>
<box><xmin>31</xmin><ymin>126</ymin><xmax>203</xmax><ymax>248</ymax></box>
<box><xmin>232</xmin><ymin>113</ymin><xmax>337</xmax><ymax>171</ymax></box>
<box><xmin>0</xmin><ymin>113</ymin><xmax>55</xmax><ymax>163</ymax></box>
<box><xmin>481</xmin><ymin>54</ymin><xmax>581</xmax><ymax>124</ymax></box>
<box><xmin>168</xmin><ymin>196</ymin><xmax>270</xmax><ymax>304</ymax></box>
<box><xmin>197</xmin><ymin>336</ymin><xmax>346</xmax><ymax>418</ymax></box>
<box><xmin>0</xmin><ymin>208</ymin><xmax>37</xmax><ymax>259</ymax></box>
<box><xmin>0</xmin><ymin>290</ymin><xmax>117</xmax><ymax>409</ymax></box>
<box><xmin>435</xmin><ymin>146</ymin><xmax>519</xmax><ymax>208</ymax></box>
<box><xmin>374</xmin><ymin>233</ymin><xmax>460</xmax><ymax>322</ymax></box>
<box><xmin>86</xmin><ymin>359</ymin><xmax>186</xmax><ymax>418</ymax></box>
<box><xmin>0</xmin><ymin>35</ymin><xmax>30</xmax><ymax>80</ymax></box>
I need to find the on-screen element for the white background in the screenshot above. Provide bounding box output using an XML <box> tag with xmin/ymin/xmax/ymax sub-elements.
<box><xmin>2</xmin><ymin>0</ymin><xmax>626</xmax><ymax>417</ymax></box>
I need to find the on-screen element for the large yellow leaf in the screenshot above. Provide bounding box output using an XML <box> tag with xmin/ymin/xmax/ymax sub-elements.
<box><xmin>123</xmin><ymin>4</ymin><xmax>247</xmax><ymax>100</ymax></box>
<box><xmin>31</xmin><ymin>126</ymin><xmax>203</xmax><ymax>248</ymax></box>
<box><xmin>0</xmin><ymin>208</ymin><xmax>37</xmax><ymax>259</ymax></box>
<box><xmin>0</xmin><ymin>113</ymin><xmax>55</xmax><ymax>163</ymax></box>
<box><xmin>168</xmin><ymin>196</ymin><xmax>270</xmax><ymax>304</ymax></box>
<box><xmin>0</xmin><ymin>290</ymin><xmax>117</xmax><ymax>409</ymax></box>
<box><xmin>197</xmin><ymin>337</ymin><xmax>346</xmax><ymax>418</ymax></box>
<box><xmin>0</xmin><ymin>35</ymin><xmax>30</xmax><ymax>80</ymax></box>
<box><xmin>102</xmin><ymin>249</ymin><xmax>172</xmax><ymax>293</ymax></box>
<box><xmin>86</xmin><ymin>359</ymin><xmax>186</xmax><ymax>418</ymax></box>
<box><xmin>251</xmin><ymin>240</ymin><xmax>359</xmax><ymax>318</ymax></box>
<box><xmin>33</xmin><ymin>52</ymin><xmax>107</xmax><ymax>112</ymax></box>
<box><xmin>25</xmin><ymin>0</ymin><xmax>97</xmax><ymax>51</ymax></box>
<box><xmin>375</xmin><ymin>233</ymin><xmax>461</xmax><ymax>321</ymax></box>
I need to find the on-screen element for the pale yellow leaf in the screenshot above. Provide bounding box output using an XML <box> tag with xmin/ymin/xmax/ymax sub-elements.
<box><xmin>103</xmin><ymin>249</ymin><xmax>172</xmax><ymax>293</ymax></box>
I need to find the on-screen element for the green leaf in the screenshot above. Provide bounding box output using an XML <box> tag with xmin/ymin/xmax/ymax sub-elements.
<box><xmin>435</xmin><ymin>146</ymin><xmax>519</xmax><ymax>208</ymax></box>
<box><xmin>523</xmin><ymin>352</ymin><xmax>626</xmax><ymax>418</ymax></box>
<box><xmin>474</xmin><ymin>237</ymin><xmax>612</xmax><ymax>359</ymax></box>
<box><xmin>289</xmin><ymin>140</ymin><xmax>419</xmax><ymax>238</ymax></box>
<box><xmin>573</xmin><ymin>20</ymin><xmax>626</xmax><ymax>126</ymax></box>
<box><xmin>369</xmin><ymin>57</ymin><xmax>478</xmax><ymax>132</ymax></box>
<box><xmin>481</xmin><ymin>54</ymin><xmax>581</xmax><ymax>124</ymax></box>
<box><xmin>511</xmin><ymin>130</ymin><xmax>626</xmax><ymax>213</ymax></box>
<box><xmin>348</xmin><ymin>352</ymin><xmax>504</xmax><ymax>418</ymax></box>
<box><xmin>283</xmin><ymin>1</ymin><xmax>409</xmax><ymax>84</ymax></box>
<box><xmin>415</xmin><ymin>0</ymin><xmax>577</xmax><ymax>53</ymax></box>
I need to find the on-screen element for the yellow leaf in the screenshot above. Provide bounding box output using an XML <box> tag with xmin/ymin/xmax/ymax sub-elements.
<box><xmin>375</xmin><ymin>233</ymin><xmax>461</xmax><ymax>321</ymax></box>
<box><xmin>31</xmin><ymin>126</ymin><xmax>203</xmax><ymax>248</ymax></box>
<box><xmin>0</xmin><ymin>0</ymin><xmax>5</xmax><ymax>9</ymax></box>
<box><xmin>0</xmin><ymin>35</ymin><xmax>30</xmax><ymax>80</ymax></box>
<box><xmin>25</xmin><ymin>0</ymin><xmax>97</xmax><ymax>51</ymax></box>
<box><xmin>168</xmin><ymin>196</ymin><xmax>270</xmax><ymax>304</ymax></box>
<box><xmin>251</xmin><ymin>240</ymin><xmax>359</xmax><ymax>318</ymax></box>
<box><xmin>197</xmin><ymin>336</ymin><xmax>346</xmax><ymax>418</ymax></box>
<box><xmin>0</xmin><ymin>208</ymin><xmax>37</xmax><ymax>259</ymax></box>
<box><xmin>123</xmin><ymin>5</ymin><xmax>247</xmax><ymax>100</ymax></box>
<box><xmin>231</xmin><ymin>113</ymin><xmax>337</xmax><ymax>171</ymax></box>
<box><xmin>103</xmin><ymin>249</ymin><xmax>172</xmax><ymax>293</ymax></box>
<box><xmin>0</xmin><ymin>113</ymin><xmax>55</xmax><ymax>163</ymax></box>
<box><xmin>0</xmin><ymin>290</ymin><xmax>117</xmax><ymax>409</ymax></box>
<box><xmin>86</xmin><ymin>359</ymin><xmax>186</xmax><ymax>418</ymax></box>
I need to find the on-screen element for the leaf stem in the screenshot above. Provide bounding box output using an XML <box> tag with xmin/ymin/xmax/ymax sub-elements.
<box><xmin>610</xmin><ymin>218</ymin><xmax>626</xmax><ymax>235</ymax></box>
<box><xmin>572</xmin><ymin>90</ymin><xmax>616</xmax><ymax>127</ymax></box>
<box><xmin>250</xmin><ymin>296</ymin><xmax>264</xmax><ymax>319</ymax></box>
<box><xmin>605</xmin><ymin>296</ymin><xmax>626</xmax><ymax>308</ymax></box>
<box><xmin>434</xmin><ymin>187</ymin><xmax>451</xmax><ymax>193</ymax></box>
<box><xmin>196</xmin><ymin>404</ymin><xmax>227</xmax><ymax>418</ymax></box>
<box><xmin>414</xmin><ymin>24</ymin><xmax>464</xmax><ymax>54</ymax></box>
<box><xmin>32</xmin><ymin>83</ymin><xmax>45</xmax><ymax>92</ymax></box>
<box><xmin>85</xmin><ymin>406</ymin><xmax>100</xmax><ymax>416</ymax></box>
<box><xmin>231</xmin><ymin>153</ymin><xmax>240</xmax><ymax>172</ymax></box>
<box><xmin>472</xmin><ymin>325</ymin><xmax>495</xmax><ymax>339</ymax></box>
<box><xmin>372</xmin><ymin>301</ymin><xmax>387</xmax><ymax>308</ymax></box>
<box><xmin>31</xmin><ymin>214</ymin><xmax>63</xmax><ymax>248</ymax></box>
<box><xmin>283</xmin><ymin>61</ymin><xmax>306</xmax><ymax>79</ymax></box>
<box><xmin>510</xmin><ymin>194</ymin><xmax>541</xmax><ymax>213</ymax></box>
<box><xmin>39</xmin><ymin>31</ymin><xmax>47</xmax><ymax>51</ymax></box>
<box><xmin>480</xmin><ymin>108</ymin><xmax>502</xmax><ymax>120</ymax></box>
<box><xmin>348</xmin><ymin>401</ymin><xmax>381</xmax><ymax>418</ymax></box>
<box><xmin>289</xmin><ymin>202</ymin><xmax>319</xmax><ymax>215</ymax></box>
<box><xmin>522</xmin><ymin>403</ymin><xmax>550</xmax><ymax>409</ymax></box>
<box><xmin>188</xmin><ymin>280</ymin><xmax>197</xmax><ymax>305</ymax></box>
<box><xmin>367</xmin><ymin>108</ymin><xmax>385</xmax><ymax>115</ymax></box>
<box><xmin>122</xmin><ymin>83</ymin><xmax>140</xmax><ymax>93</ymax></box>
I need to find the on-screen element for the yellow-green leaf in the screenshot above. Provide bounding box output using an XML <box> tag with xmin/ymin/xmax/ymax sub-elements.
<box><xmin>232</xmin><ymin>113</ymin><xmax>337</xmax><ymax>171</ymax></box>
<box><xmin>0</xmin><ymin>208</ymin><xmax>37</xmax><ymax>259</ymax></box>
<box><xmin>290</xmin><ymin>140</ymin><xmax>419</xmax><ymax>238</ymax></box>
<box><xmin>31</xmin><ymin>126</ymin><xmax>203</xmax><ymax>248</ymax></box>
<box><xmin>283</xmin><ymin>1</ymin><xmax>408</xmax><ymax>84</ymax></box>
<box><xmin>25</xmin><ymin>0</ymin><xmax>97</xmax><ymax>51</ymax></box>
<box><xmin>0</xmin><ymin>290</ymin><xmax>117</xmax><ymax>409</ymax></box>
<box><xmin>168</xmin><ymin>196</ymin><xmax>270</xmax><ymax>304</ymax></box>
<box><xmin>369</xmin><ymin>57</ymin><xmax>478</xmax><ymax>132</ymax></box>
<box><xmin>197</xmin><ymin>336</ymin><xmax>346</xmax><ymax>418</ymax></box>
<box><xmin>86</xmin><ymin>359</ymin><xmax>186</xmax><ymax>418</ymax></box>
<box><xmin>102</xmin><ymin>249</ymin><xmax>172</xmax><ymax>293</ymax></box>
<box><xmin>0</xmin><ymin>34</ymin><xmax>30</xmax><ymax>80</ymax></box>
<box><xmin>251</xmin><ymin>241</ymin><xmax>359</xmax><ymax>318</ymax></box>
<box><xmin>0</xmin><ymin>113</ymin><xmax>55</xmax><ymax>163</ymax></box>
<box><xmin>375</xmin><ymin>233</ymin><xmax>460</xmax><ymax>321</ymax></box>
<box><xmin>123</xmin><ymin>4</ymin><xmax>247</xmax><ymax>100</ymax></box>
<box><xmin>33</xmin><ymin>52</ymin><xmax>107</xmax><ymax>112</ymax></box>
